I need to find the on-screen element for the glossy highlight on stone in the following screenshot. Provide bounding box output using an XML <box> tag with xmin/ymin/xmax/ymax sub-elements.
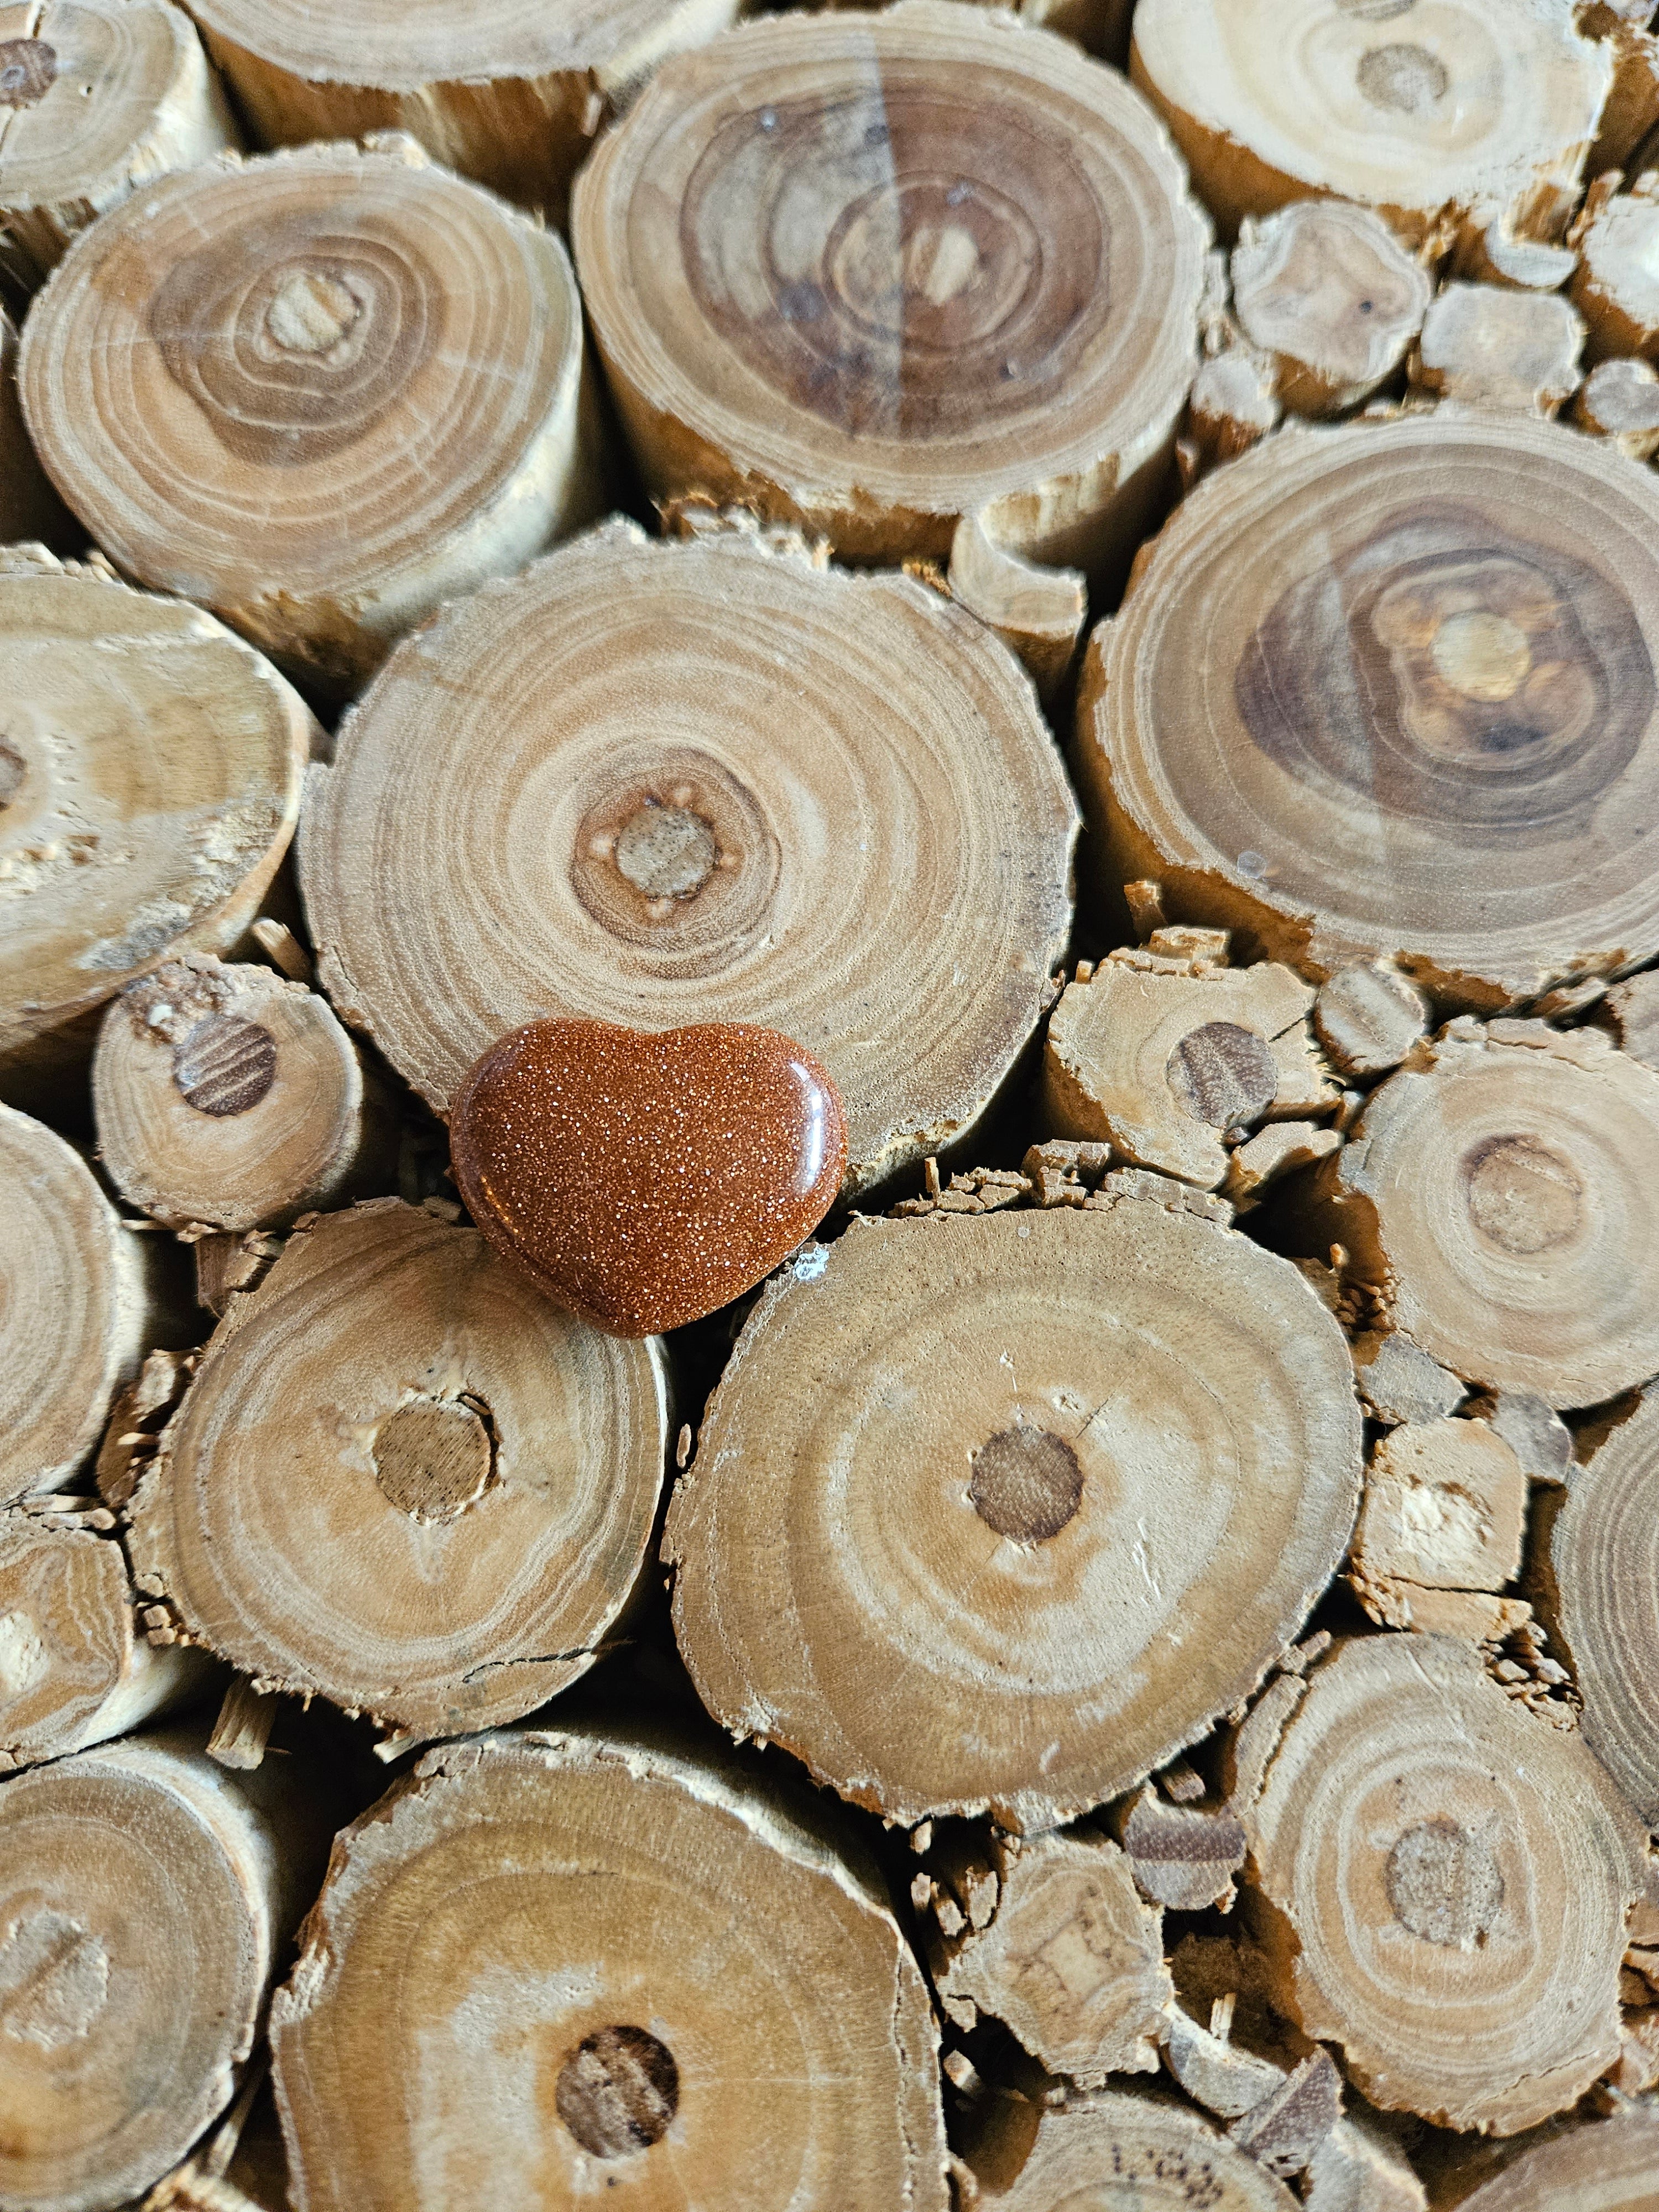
<box><xmin>448</xmin><ymin>1019</ymin><xmax>848</xmax><ymax>1337</ymax></box>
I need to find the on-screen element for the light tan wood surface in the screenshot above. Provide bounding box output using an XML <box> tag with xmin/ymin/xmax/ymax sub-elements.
<box><xmin>964</xmin><ymin>2088</ymin><xmax>1301</xmax><ymax>2210</ymax></box>
<box><xmin>1232</xmin><ymin>199</ymin><xmax>1431</xmax><ymax>416</ymax></box>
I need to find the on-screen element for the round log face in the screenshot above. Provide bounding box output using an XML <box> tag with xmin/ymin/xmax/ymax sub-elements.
<box><xmin>665</xmin><ymin>1203</ymin><xmax>1363</xmax><ymax>1830</ymax></box>
<box><xmin>299</xmin><ymin>523</ymin><xmax>1077</xmax><ymax>1193</ymax></box>
<box><xmin>968</xmin><ymin>2089</ymin><xmax>1299</xmax><ymax>2210</ymax></box>
<box><xmin>0</xmin><ymin>557</ymin><xmax>312</xmax><ymax>1061</ymax></box>
<box><xmin>1554</xmin><ymin>1387</ymin><xmax>1659</xmax><ymax>1828</ymax></box>
<box><xmin>0</xmin><ymin>1740</ymin><xmax>273</xmax><ymax>2212</ymax></box>
<box><xmin>269</xmin><ymin>1730</ymin><xmax>949</xmax><ymax>2211</ymax></box>
<box><xmin>18</xmin><ymin>143</ymin><xmax>587</xmax><ymax>687</ymax></box>
<box><xmin>127</xmin><ymin>1202</ymin><xmax>669</xmax><ymax>1739</ymax></box>
<box><xmin>0</xmin><ymin>1523</ymin><xmax>131</xmax><ymax>1768</ymax></box>
<box><xmin>572</xmin><ymin>0</ymin><xmax>1208</xmax><ymax>561</ymax></box>
<box><xmin>1245</xmin><ymin>1634</ymin><xmax>1645</xmax><ymax>2135</ymax></box>
<box><xmin>1078</xmin><ymin>417</ymin><xmax>1659</xmax><ymax>1006</ymax></box>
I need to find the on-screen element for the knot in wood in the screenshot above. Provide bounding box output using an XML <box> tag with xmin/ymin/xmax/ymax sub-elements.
<box><xmin>1431</xmin><ymin>611</ymin><xmax>1532</xmax><ymax>704</ymax></box>
<box><xmin>613</xmin><ymin>800</ymin><xmax>719</xmax><ymax>902</ymax></box>
<box><xmin>555</xmin><ymin>2026</ymin><xmax>680</xmax><ymax>2159</ymax></box>
<box><xmin>264</xmin><ymin>269</ymin><xmax>364</xmax><ymax>358</ymax></box>
<box><xmin>371</xmin><ymin>1395</ymin><xmax>496</xmax><ymax>1524</ymax></box>
<box><xmin>172</xmin><ymin>1015</ymin><xmax>278</xmax><ymax>1117</ymax></box>
<box><xmin>969</xmin><ymin>1426</ymin><xmax>1083</xmax><ymax>1544</ymax></box>
<box><xmin>1166</xmin><ymin>1022</ymin><xmax>1278</xmax><ymax>1129</ymax></box>
<box><xmin>0</xmin><ymin>38</ymin><xmax>55</xmax><ymax>108</ymax></box>
<box><xmin>1356</xmin><ymin>42</ymin><xmax>1449</xmax><ymax>114</ymax></box>
<box><xmin>1463</xmin><ymin>1133</ymin><xmax>1584</xmax><ymax>1256</ymax></box>
<box><xmin>1385</xmin><ymin>1816</ymin><xmax>1504</xmax><ymax>1948</ymax></box>
<box><xmin>0</xmin><ymin>1909</ymin><xmax>109</xmax><ymax>2048</ymax></box>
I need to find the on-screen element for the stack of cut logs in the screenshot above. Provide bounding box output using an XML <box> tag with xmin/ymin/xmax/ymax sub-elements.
<box><xmin>9</xmin><ymin>0</ymin><xmax>1659</xmax><ymax>2205</ymax></box>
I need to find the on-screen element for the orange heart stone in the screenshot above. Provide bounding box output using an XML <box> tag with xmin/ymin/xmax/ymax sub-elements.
<box><xmin>448</xmin><ymin>1019</ymin><xmax>847</xmax><ymax>1336</ymax></box>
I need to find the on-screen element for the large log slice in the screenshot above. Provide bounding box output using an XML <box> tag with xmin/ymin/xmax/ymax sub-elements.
<box><xmin>1296</xmin><ymin>1021</ymin><xmax>1659</xmax><ymax>1408</ymax></box>
<box><xmin>665</xmin><ymin>1193</ymin><xmax>1363</xmax><ymax>1832</ymax></box>
<box><xmin>1241</xmin><ymin>1634</ymin><xmax>1647</xmax><ymax>2136</ymax></box>
<box><xmin>1552</xmin><ymin>1386</ymin><xmax>1659</xmax><ymax>1828</ymax></box>
<box><xmin>1131</xmin><ymin>0</ymin><xmax>1610</xmax><ymax>248</ymax></box>
<box><xmin>181</xmin><ymin>0</ymin><xmax>746</xmax><ymax>222</ymax></box>
<box><xmin>127</xmin><ymin>1201</ymin><xmax>668</xmax><ymax>1744</ymax></box>
<box><xmin>18</xmin><ymin>138</ymin><xmax>597</xmax><ymax>692</ymax></box>
<box><xmin>0</xmin><ymin>0</ymin><xmax>237</xmax><ymax>291</ymax></box>
<box><xmin>1074</xmin><ymin>416</ymin><xmax>1659</xmax><ymax>1010</ymax></box>
<box><xmin>268</xmin><ymin>1726</ymin><xmax>950</xmax><ymax>2211</ymax></box>
<box><xmin>300</xmin><ymin>521</ymin><xmax>1077</xmax><ymax>1194</ymax></box>
<box><xmin>0</xmin><ymin>1730</ymin><xmax>329</xmax><ymax>2212</ymax></box>
<box><xmin>0</xmin><ymin>549</ymin><xmax>315</xmax><ymax>1102</ymax></box>
<box><xmin>0</xmin><ymin>1104</ymin><xmax>172</xmax><ymax>1507</ymax></box>
<box><xmin>571</xmin><ymin>1</ymin><xmax>1209</xmax><ymax>576</ymax></box>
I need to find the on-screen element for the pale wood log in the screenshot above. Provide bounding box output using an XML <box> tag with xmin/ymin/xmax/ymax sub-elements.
<box><xmin>300</xmin><ymin>519</ymin><xmax>1076</xmax><ymax>1195</ymax></box>
<box><xmin>925</xmin><ymin>1824</ymin><xmax>1171</xmax><ymax>2083</ymax></box>
<box><xmin>1074</xmin><ymin>415</ymin><xmax>1659</xmax><ymax>1010</ymax></box>
<box><xmin>205</xmin><ymin>1674</ymin><xmax>275</xmax><ymax>1771</ymax></box>
<box><xmin>0</xmin><ymin>549</ymin><xmax>314</xmax><ymax>1097</ymax></box>
<box><xmin>665</xmin><ymin>1191</ymin><xmax>1362</xmax><ymax>1832</ymax></box>
<box><xmin>1315</xmin><ymin>961</ymin><xmax>1431</xmax><ymax>1079</ymax></box>
<box><xmin>128</xmin><ymin>1200</ymin><xmax>666</xmax><ymax>1745</ymax></box>
<box><xmin>1130</xmin><ymin>0</ymin><xmax>1610</xmax><ymax>252</ymax></box>
<box><xmin>0</xmin><ymin>0</ymin><xmax>237</xmax><ymax>290</ymax></box>
<box><xmin>1294</xmin><ymin>1018</ymin><xmax>1659</xmax><ymax>1407</ymax></box>
<box><xmin>963</xmin><ymin>2086</ymin><xmax>1301</xmax><ymax>2211</ymax></box>
<box><xmin>269</xmin><ymin>1724</ymin><xmax>948</xmax><ymax>2211</ymax></box>
<box><xmin>946</xmin><ymin>512</ymin><xmax>1086</xmax><ymax>705</ymax></box>
<box><xmin>1350</xmin><ymin>1418</ymin><xmax>1528</xmax><ymax>1597</ymax></box>
<box><xmin>181</xmin><ymin>0</ymin><xmax>744</xmax><ymax>224</ymax></box>
<box><xmin>1042</xmin><ymin>950</ymin><xmax>1338</xmax><ymax>1191</ymax></box>
<box><xmin>93</xmin><ymin>955</ymin><xmax>393</xmax><ymax>1233</ymax></box>
<box><xmin>1243</xmin><ymin>1632</ymin><xmax>1646</xmax><ymax>2135</ymax></box>
<box><xmin>19</xmin><ymin>137</ymin><xmax>598</xmax><ymax>694</ymax></box>
<box><xmin>1409</xmin><ymin>283</ymin><xmax>1584</xmax><ymax>414</ymax></box>
<box><xmin>1434</xmin><ymin>2110</ymin><xmax>1659</xmax><ymax>2209</ymax></box>
<box><xmin>1569</xmin><ymin>171</ymin><xmax>1659</xmax><ymax>357</ymax></box>
<box><xmin>1551</xmin><ymin>1383</ymin><xmax>1659</xmax><ymax>1824</ymax></box>
<box><xmin>0</xmin><ymin>1728</ymin><xmax>330</xmax><ymax>2212</ymax></box>
<box><xmin>0</xmin><ymin>1512</ymin><xmax>210</xmax><ymax>1770</ymax></box>
<box><xmin>1578</xmin><ymin>351</ymin><xmax>1659</xmax><ymax>450</ymax></box>
<box><xmin>571</xmin><ymin>1</ymin><xmax>1209</xmax><ymax>579</ymax></box>
<box><xmin>1351</xmin><ymin>1330</ymin><xmax>1467</xmax><ymax>1427</ymax></box>
<box><xmin>1232</xmin><ymin>201</ymin><xmax>1431</xmax><ymax>417</ymax></box>
<box><xmin>1</xmin><ymin>1103</ymin><xmax>173</xmax><ymax>1506</ymax></box>
<box><xmin>0</xmin><ymin>303</ymin><xmax>70</xmax><ymax>541</ymax></box>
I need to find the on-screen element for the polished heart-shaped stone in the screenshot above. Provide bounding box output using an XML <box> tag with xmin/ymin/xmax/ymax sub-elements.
<box><xmin>448</xmin><ymin>1019</ymin><xmax>848</xmax><ymax>1336</ymax></box>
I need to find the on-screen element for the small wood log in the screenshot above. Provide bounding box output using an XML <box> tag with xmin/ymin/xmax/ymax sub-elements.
<box><xmin>1350</xmin><ymin>1331</ymin><xmax>1467</xmax><ymax>1428</ymax></box>
<box><xmin>1409</xmin><ymin>283</ymin><xmax>1584</xmax><ymax>414</ymax></box>
<box><xmin>1584</xmin><ymin>3</ymin><xmax>1659</xmax><ymax>174</ymax></box>
<box><xmin>19</xmin><ymin>137</ymin><xmax>598</xmax><ymax>694</ymax></box>
<box><xmin>571</xmin><ymin>1</ymin><xmax>1209</xmax><ymax>578</ymax></box>
<box><xmin>1243</xmin><ymin>1632</ymin><xmax>1646</xmax><ymax>2135</ymax></box>
<box><xmin>1574</xmin><ymin>352</ymin><xmax>1659</xmax><ymax>451</ymax></box>
<box><xmin>0</xmin><ymin>0</ymin><xmax>237</xmax><ymax>290</ymax></box>
<box><xmin>0</xmin><ymin>1727</ymin><xmax>330</xmax><ymax>2212</ymax></box>
<box><xmin>0</xmin><ymin>549</ymin><xmax>314</xmax><ymax>1102</ymax></box>
<box><xmin>1</xmin><ymin>1103</ymin><xmax>173</xmax><ymax>1506</ymax></box>
<box><xmin>1231</xmin><ymin>201</ymin><xmax>1431</xmax><ymax>417</ymax></box>
<box><xmin>665</xmin><ymin>1192</ymin><xmax>1362</xmax><ymax>1832</ymax></box>
<box><xmin>1433</xmin><ymin>2110</ymin><xmax>1659</xmax><ymax>2210</ymax></box>
<box><xmin>1456</xmin><ymin>217</ymin><xmax>1577</xmax><ymax>292</ymax></box>
<box><xmin>181</xmin><ymin>0</ymin><xmax>743</xmax><ymax>223</ymax></box>
<box><xmin>0</xmin><ymin>303</ymin><xmax>70</xmax><ymax>542</ymax></box>
<box><xmin>963</xmin><ymin>2086</ymin><xmax>1300</xmax><ymax>2211</ymax></box>
<box><xmin>1551</xmin><ymin>1383</ymin><xmax>1659</xmax><ymax>1824</ymax></box>
<box><xmin>1314</xmin><ymin>962</ymin><xmax>1431</xmax><ymax>1081</ymax></box>
<box><xmin>926</xmin><ymin>1824</ymin><xmax>1171</xmax><ymax>2083</ymax></box>
<box><xmin>269</xmin><ymin>1724</ymin><xmax>949</xmax><ymax>2210</ymax></box>
<box><xmin>946</xmin><ymin>513</ymin><xmax>1087</xmax><ymax>703</ymax></box>
<box><xmin>128</xmin><ymin>1200</ymin><xmax>669</xmax><ymax>1744</ymax></box>
<box><xmin>1130</xmin><ymin>0</ymin><xmax>1610</xmax><ymax>251</ymax></box>
<box><xmin>1044</xmin><ymin>950</ymin><xmax>1338</xmax><ymax>1190</ymax></box>
<box><xmin>1467</xmin><ymin>1387</ymin><xmax>1573</xmax><ymax>1485</ymax></box>
<box><xmin>1295</xmin><ymin>1019</ymin><xmax>1659</xmax><ymax>1408</ymax></box>
<box><xmin>301</xmin><ymin>519</ymin><xmax>1076</xmax><ymax>1193</ymax></box>
<box><xmin>1570</xmin><ymin>170</ymin><xmax>1659</xmax><ymax>357</ymax></box>
<box><xmin>1075</xmin><ymin>414</ymin><xmax>1659</xmax><ymax>1009</ymax></box>
<box><xmin>93</xmin><ymin>955</ymin><xmax>393</xmax><ymax>1233</ymax></box>
<box><xmin>1351</xmin><ymin>1418</ymin><xmax>1528</xmax><ymax>1598</ymax></box>
<box><xmin>0</xmin><ymin>1514</ymin><xmax>210</xmax><ymax>1770</ymax></box>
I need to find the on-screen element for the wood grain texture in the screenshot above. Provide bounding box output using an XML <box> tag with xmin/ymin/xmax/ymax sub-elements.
<box><xmin>1131</xmin><ymin>0</ymin><xmax>1610</xmax><ymax>248</ymax></box>
<box><xmin>1243</xmin><ymin>1633</ymin><xmax>1646</xmax><ymax>2135</ymax></box>
<box><xmin>300</xmin><ymin>519</ymin><xmax>1077</xmax><ymax>1196</ymax></box>
<box><xmin>665</xmin><ymin>1196</ymin><xmax>1362</xmax><ymax>1831</ymax></box>
<box><xmin>0</xmin><ymin>550</ymin><xmax>314</xmax><ymax>1089</ymax></box>
<box><xmin>1231</xmin><ymin>199</ymin><xmax>1431</xmax><ymax>416</ymax></box>
<box><xmin>182</xmin><ymin>0</ymin><xmax>746</xmax><ymax>222</ymax></box>
<box><xmin>572</xmin><ymin>0</ymin><xmax>1209</xmax><ymax>575</ymax></box>
<box><xmin>964</xmin><ymin>2088</ymin><xmax>1300</xmax><ymax>2211</ymax></box>
<box><xmin>127</xmin><ymin>1201</ymin><xmax>669</xmax><ymax>1743</ymax></box>
<box><xmin>94</xmin><ymin>954</ymin><xmax>389</xmax><ymax>1232</ymax></box>
<box><xmin>0</xmin><ymin>0</ymin><xmax>238</xmax><ymax>290</ymax></box>
<box><xmin>1074</xmin><ymin>415</ymin><xmax>1659</xmax><ymax>1010</ymax></box>
<box><xmin>0</xmin><ymin>1730</ymin><xmax>328</xmax><ymax>2212</ymax></box>
<box><xmin>18</xmin><ymin>136</ymin><xmax>597</xmax><ymax>692</ymax></box>
<box><xmin>1571</xmin><ymin>171</ymin><xmax>1659</xmax><ymax>362</ymax></box>
<box><xmin>268</xmin><ymin>1725</ymin><xmax>950</xmax><ymax>2212</ymax></box>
